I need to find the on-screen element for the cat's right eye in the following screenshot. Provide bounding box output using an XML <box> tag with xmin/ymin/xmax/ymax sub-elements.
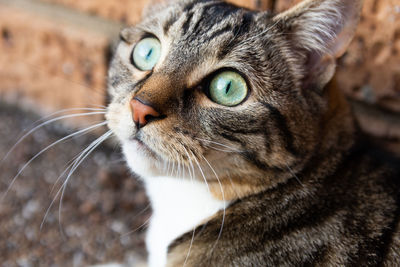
<box><xmin>132</xmin><ymin>37</ymin><xmax>161</xmax><ymax>71</ymax></box>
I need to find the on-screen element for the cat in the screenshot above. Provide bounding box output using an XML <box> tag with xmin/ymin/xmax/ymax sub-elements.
<box><xmin>105</xmin><ymin>0</ymin><xmax>400</xmax><ymax>266</ymax></box>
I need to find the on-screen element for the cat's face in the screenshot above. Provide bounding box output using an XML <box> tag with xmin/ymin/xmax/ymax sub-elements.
<box><xmin>106</xmin><ymin>0</ymin><xmax>361</xmax><ymax>198</ymax></box>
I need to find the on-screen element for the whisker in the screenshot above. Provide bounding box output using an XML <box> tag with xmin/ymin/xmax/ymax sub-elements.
<box><xmin>1</xmin><ymin>111</ymin><xmax>106</xmax><ymax>166</ymax></box>
<box><xmin>181</xmin><ymin>154</ymin><xmax>186</xmax><ymax>179</ymax></box>
<box><xmin>120</xmin><ymin>215</ymin><xmax>152</xmax><ymax>238</ymax></box>
<box><xmin>1</xmin><ymin>121</ymin><xmax>108</xmax><ymax>201</ymax></box>
<box><xmin>201</xmin><ymin>155</ymin><xmax>227</xmax><ymax>256</ymax></box>
<box><xmin>172</xmin><ymin>160</ymin><xmax>176</xmax><ymax>177</ymax></box>
<box><xmin>85</xmin><ymin>104</ymin><xmax>107</xmax><ymax>109</ymax></box>
<box><xmin>34</xmin><ymin>108</ymin><xmax>106</xmax><ymax>124</ymax></box>
<box><xmin>242</xmin><ymin>19</ymin><xmax>280</xmax><ymax>44</ymax></box>
<box><xmin>176</xmin><ymin>153</ymin><xmax>182</xmax><ymax>179</ymax></box>
<box><xmin>195</xmin><ymin>138</ymin><xmax>243</xmax><ymax>153</ymax></box>
<box><xmin>164</xmin><ymin>160</ymin><xmax>169</xmax><ymax>176</ymax></box>
<box><xmin>50</xmin><ymin>158</ymin><xmax>77</xmax><ymax>195</ymax></box>
<box><xmin>58</xmin><ymin>131</ymin><xmax>112</xmax><ymax>231</ymax></box>
<box><xmin>40</xmin><ymin>130</ymin><xmax>112</xmax><ymax>229</ymax></box>
<box><xmin>182</xmin><ymin>146</ymin><xmax>195</xmax><ymax>184</ymax></box>
<box><xmin>285</xmin><ymin>162</ymin><xmax>304</xmax><ymax>187</ymax></box>
<box><xmin>28</xmin><ymin>108</ymin><xmax>106</xmax><ymax>133</ymax></box>
<box><xmin>202</xmin><ymin>144</ymin><xmax>241</xmax><ymax>153</ymax></box>
<box><xmin>50</xmin><ymin>139</ymin><xmax>101</xmax><ymax>195</ymax></box>
<box><xmin>183</xmin><ymin>227</ymin><xmax>196</xmax><ymax>267</ymax></box>
<box><xmin>189</xmin><ymin>151</ymin><xmax>210</xmax><ymax>194</ymax></box>
<box><xmin>119</xmin><ymin>204</ymin><xmax>152</xmax><ymax>239</ymax></box>
<box><xmin>126</xmin><ymin>204</ymin><xmax>151</xmax><ymax>226</ymax></box>
<box><xmin>48</xmin><ymin>121</ymin><xmax>110</xmax><ymax>194</ymax></box>
<box><xmin>181</xmin><ymin>147</ymin><xmax>198</xmax><ymax>265</ymax></box>
<box><xmin>180</xmin><ymin>153</ymin><xmax>186</xmax><ymax>180</ymax></box>
<box><xmin>162</xmin><ymin>159</ymin><xmax>167</xmax><ymax>176</ymax></box>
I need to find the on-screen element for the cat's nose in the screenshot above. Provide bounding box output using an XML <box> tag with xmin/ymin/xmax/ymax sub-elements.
<box><xmin>130</xmin><ymin>97</ymin><xmax>160</xmax><ymax>128</ymax></box>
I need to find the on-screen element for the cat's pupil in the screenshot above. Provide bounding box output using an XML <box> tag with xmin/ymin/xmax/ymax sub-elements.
<box><xmin>132</xmin><ymin>37</ymin><xmax>161</xmax><ymax>71</ymax></box>
<box><xmin>146</xmin><ymin>48</ymin><xmax>153</xmax><ymax>60</ymax></box>
<box><xmin>208</xmin><ymin>71</ymin><xmax>248</xmax><ymax>106</ymax></box>
<box><xmin>225</xmin><ymin>81</ymin><xmax>232</xmax><ymax>94</ymax></box>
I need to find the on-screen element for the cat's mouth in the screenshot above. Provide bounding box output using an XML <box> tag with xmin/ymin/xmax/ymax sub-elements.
<box><xmin>130</xmin><ymin>137</ymin><xmax>157</xmax><ymax>156</ymax></box>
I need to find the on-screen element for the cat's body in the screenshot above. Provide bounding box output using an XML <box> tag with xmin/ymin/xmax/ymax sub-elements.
<box><xmin>167</xmin><ymin>134</ymin><xmax>400</xmax><ymax>266</ymax></box>
<box><xmin>106</xmin><ymin>0</ymin><xmax>400</xmax><ymax>266</ymax></box>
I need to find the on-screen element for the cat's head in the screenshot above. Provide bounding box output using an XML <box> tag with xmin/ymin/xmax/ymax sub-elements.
<box><xmin>106</xmin><ymin>0</ymin><xmax>363</xmax><ymax>199</ymax></box>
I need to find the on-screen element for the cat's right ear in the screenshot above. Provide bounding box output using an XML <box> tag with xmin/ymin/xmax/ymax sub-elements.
<box><xmin>273</xmin><ymin>0</ymin><xmax>364</xmax><ymax>90</ymax></box>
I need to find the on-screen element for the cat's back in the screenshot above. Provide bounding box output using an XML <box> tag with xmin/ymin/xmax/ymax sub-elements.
<box><xmin>360</xmin><ymin>143</ymin><xmax>400</xmax><ymax>266</ymax></box>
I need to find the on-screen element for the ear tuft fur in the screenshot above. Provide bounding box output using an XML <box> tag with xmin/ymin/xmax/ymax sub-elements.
<box><xmin>292</xmin><ymin>1</ymin><xmax>342</xmax><ymax>54</ymax></box>
<box><xmin>274</xmin><ymin>0</ymin><xmax>364</xmax><ymax>89</ymax></box>
<box><xmin>275</xmin><ymin>0</ymin><xmax>363</xmax><ymax>57</ymax></box>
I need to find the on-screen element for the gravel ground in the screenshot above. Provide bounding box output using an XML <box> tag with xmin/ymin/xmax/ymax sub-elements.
<box><xmin>0</xmin><ymin>102</ymin><xmax>149</xmax><ymax>266</ymax></box>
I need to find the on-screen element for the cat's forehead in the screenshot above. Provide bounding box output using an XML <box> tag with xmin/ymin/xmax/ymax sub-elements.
<box><xmin>137</xmin><ymin>2</ymin><xmax>248</xmax><ymax>47</ymax></box>
<box><xmin>118</xmin><ymin>0</ymin><xmax>270</xmax><ymax>85</ymax></box>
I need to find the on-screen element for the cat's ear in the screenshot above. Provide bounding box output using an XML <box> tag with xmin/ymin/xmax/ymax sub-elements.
<box><xmin>273</xmin><ymin>0</ymin><xmax>363</xmax><ymax>90</ymax></box>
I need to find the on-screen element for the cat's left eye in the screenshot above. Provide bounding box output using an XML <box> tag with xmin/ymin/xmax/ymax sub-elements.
<box><xmin>132</xmin><ymin>37</ymin><xmax>161</xmax><ymax>71</ymax></box>
<box><xmin>208</xmin><ymin>71</ymin><xmax>248</xmax><ymax>107</ymax></box>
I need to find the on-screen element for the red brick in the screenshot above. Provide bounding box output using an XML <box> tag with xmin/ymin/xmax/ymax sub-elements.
<box><xmin>336</xmin><ymin>0</ymin><xmax>400</xmax><ymax>113</ymax></box>
<box><xmin>40</xmin><ymin>0</ymin><xmax>151</xmax><ymax>25</ymax></box>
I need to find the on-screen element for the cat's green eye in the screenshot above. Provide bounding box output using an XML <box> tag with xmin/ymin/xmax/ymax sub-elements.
<box><xmin>132</xmin><ymin>37</ymin><xmax>161</xmax><ymax>71</ymax></box>
<box><xmin>209</xmin><ymin>71</ymin><xmax>248</xmax><ymax>107</ymax></box>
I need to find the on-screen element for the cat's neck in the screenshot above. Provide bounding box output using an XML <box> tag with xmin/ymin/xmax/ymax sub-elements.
<box><xmin>144</xmin><ymin>176</ymin><xmax>228</xmax><ymax>267</ymax></box>
<box><xmin>320</xmin><ymin>78</ymin><xmax>356</xmax><ymax>151</ymax></box>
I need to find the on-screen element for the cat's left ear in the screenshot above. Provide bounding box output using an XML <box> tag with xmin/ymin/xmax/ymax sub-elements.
<box><xmin>273</xmin><ymin>0</ymin><xmax>364</xmax><ymax>90</ymax></box>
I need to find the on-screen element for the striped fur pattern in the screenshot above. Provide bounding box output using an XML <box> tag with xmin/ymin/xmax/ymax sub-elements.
<box><xmin>106</xmin><ymin>0</ymin><xmax>400</xmax><ymax>265</ymax></box>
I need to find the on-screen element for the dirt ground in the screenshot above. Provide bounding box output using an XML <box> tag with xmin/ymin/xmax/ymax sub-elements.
<box><xmin>0</xmin><ymin>102</ymin><xmax>149</xmax><ymax>266</ymax></box>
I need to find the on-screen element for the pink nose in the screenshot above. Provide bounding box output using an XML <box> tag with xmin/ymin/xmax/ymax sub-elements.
<box><xmin>130</xmin><ymin>98</ymin><xmax>160</xmax><ymax>128</ymax></box>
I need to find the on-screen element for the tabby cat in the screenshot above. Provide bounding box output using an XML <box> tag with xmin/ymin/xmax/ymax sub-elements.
<box><xmin>105</xmin><ymin>0</ymin><xmax>400</xmax><ymax>266</ymax></box>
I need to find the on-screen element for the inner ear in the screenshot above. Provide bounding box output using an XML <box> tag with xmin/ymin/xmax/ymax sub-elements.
<box><xmin>273</xmin><ymin>0</ymin><xmax>364</xmax><ymax>90</ymax></box>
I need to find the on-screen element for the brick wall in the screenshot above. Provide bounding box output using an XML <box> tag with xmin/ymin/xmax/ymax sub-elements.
<box><xmin>0</xmin><ymin>0</ymin><xmax>121</xmax><ymax>125</ymax></box>
<box><xmin>0</xmin><ymin>0</ymin><xmax>399</xmax><ymax>151</ymax></box>
<box><xmin>39</xmin><ymin>0</ymin><xmax>271</xmax><ymax>24</ymax></box>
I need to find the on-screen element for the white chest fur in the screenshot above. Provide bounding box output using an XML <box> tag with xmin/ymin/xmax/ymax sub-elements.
<box><xmin>144</xmin><ymin>177</ymin><xmax>228</xmax><ymax>267</ymax></box>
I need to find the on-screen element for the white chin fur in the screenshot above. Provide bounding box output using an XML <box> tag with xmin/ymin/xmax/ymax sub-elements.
<box><xmin>145</xmin><ymin>177</ymin><xmax>228</xmax><ymax>267</ymax></box>
<box><xmin>122</xmin><ymin>140</ymin><xmax>229</xmax><ymax>267</ymax></box>
<box><xmin>122</xmin><ymin>140</ymin><xmax>161</xmax><ymax>178</ymax></box>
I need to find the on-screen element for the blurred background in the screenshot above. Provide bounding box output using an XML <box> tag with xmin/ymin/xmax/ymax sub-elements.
<box><xmin>0</xmin><ymin>0</ymin><xmax>399</xmax><ymax>266</ymax></box>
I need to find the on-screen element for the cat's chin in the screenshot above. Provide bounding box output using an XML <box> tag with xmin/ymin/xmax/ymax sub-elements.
<box><xmin>122</xmin><ymin>139</ymin><xmax>164</xmax><ymax>179</ymax></box>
